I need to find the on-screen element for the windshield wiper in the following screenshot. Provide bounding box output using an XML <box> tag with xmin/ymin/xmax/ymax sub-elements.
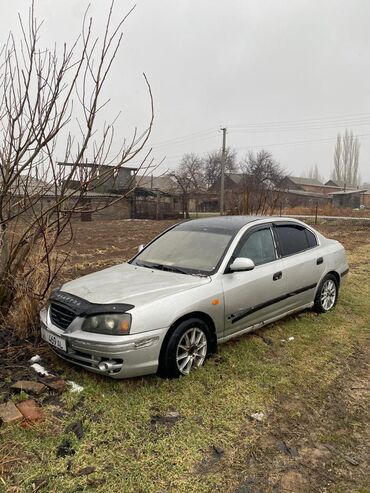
<box><xmin>162</xmin><ymin>265</ymin><xmax>209</xmax><ymax>277</ymax></box>
<box><xmin>134</xmin><ymin>260</ymin><xmax>161</xmax><ymax>269</ymax></box>
<box><xmin>161</xmin><ymin>265</ymin><xmax>190</xmax><ymax>275</ymax></box>
<box><xmin>135</xmin><ymin>261</ymin><xmax>208</xmax><ymax>277</ymax></box>
<box><xmin>135</xmin><ymin>261</ymin><xmax>175</xmax><ymax>272</ymax></box>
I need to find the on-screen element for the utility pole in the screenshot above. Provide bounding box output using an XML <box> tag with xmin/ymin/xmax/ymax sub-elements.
<box><xmin>220</xmin><ymin>127</ymin><xmax>227</xmax><ymax>215</ymax></box>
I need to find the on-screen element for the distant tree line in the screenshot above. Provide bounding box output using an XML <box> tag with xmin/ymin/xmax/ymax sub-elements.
<box><xmin>170</xmin><ymin>148</ymin><xmax>285</xmax><ymax>217</ymax></box>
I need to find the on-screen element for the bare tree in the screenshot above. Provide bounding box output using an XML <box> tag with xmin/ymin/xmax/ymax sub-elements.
<box><xmin>203</xmin><ymin>147</ymin><xmax>237</xmax><ymax>189</ymax></box>
<box><xmin>332</xmin><ymin>130</ymin><xmax>360</xmax><ymax>187</ymax></box>
<box><xmin>0</xmin><ymin>2</ymin><xmax>155</xmax><ymax>332</ymax></box>
<box><xmin>238</xmin><ymin>150</ymin><xmax>284</xmax><ymax>214</ymax></box>
<box><xmin>304</xmin><ymin>164</ymin><xmax>323</xmax><ymax>183</ymax></box>
<box><xmin>170</xmin><ymin>153</ymin><xmax>204</xmax><ymax>218</ymax></box>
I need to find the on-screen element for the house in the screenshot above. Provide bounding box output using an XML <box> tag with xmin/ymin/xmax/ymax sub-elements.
<box><xmin>133</xmin><ymin>174</ymin><xmax>182</xmax><ymax>219</ymax></box>
<box><xmin>57</xmin><ymin>162</ymin><xmax>137</xmax><ymax>194</ymax></box>
<box><xmin>325</xmin><ymin>179</ymin><xmax>358</xmax><ymax>191</ymax></box>
<box><xmin>1</xmin><ymin>174</ymin><xmax>131</xmax><ymax>221</ymax></box>
<box><xmin>363</xmin><ymin>192</ymin><xmax>370</xmax><ymax>208</ymax></box>
<box><xmin>135</xmin><ymin>174</ymin><xmax>180</xmax><ymax>194</ymax></box>
<box><xmin>280</xmin><ymin>176</ymin><xmax>341</xmax><ymax>195</ymax></box>
<box><xmin>209</xmin><ymin>173</ymin><xmax>245</xmax><ymax>193</ymax></box>
<box><xmin>332</xmin><ymin>190</ymin><xmax>368</xmax><ymax>209</ymax></box>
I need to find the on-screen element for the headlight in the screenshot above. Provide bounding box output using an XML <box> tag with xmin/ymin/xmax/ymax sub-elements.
<box><xmin>81</xmin><ymin>313</ymin><xmax>131</xmax><ymax>335</ymax></box>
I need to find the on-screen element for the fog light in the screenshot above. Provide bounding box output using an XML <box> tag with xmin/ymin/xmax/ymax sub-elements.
<box><xmin>98</xmin><ymin>360</ymin><xmax>117</xmax><ymax>372</ymax></box>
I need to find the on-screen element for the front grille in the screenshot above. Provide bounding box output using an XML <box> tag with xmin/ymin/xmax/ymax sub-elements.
<box><xmin>49</xmin><ymin>302</ymin><xmax>76</xmax><ymax>330</ymax></box>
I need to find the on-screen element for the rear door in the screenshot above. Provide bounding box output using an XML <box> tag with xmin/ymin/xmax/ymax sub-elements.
<box><xmin>222</xmin><ymin>224</ymin><xmax>288</xmax><ymax>338</ymax></box>
<box><xmin>273</xmin><ymin>223</ymin><xmax>325</xmax><ymax>309</ymax></box>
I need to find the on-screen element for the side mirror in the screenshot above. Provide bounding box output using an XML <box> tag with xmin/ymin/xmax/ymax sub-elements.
<box><xmin>138</xmin><ymin>244</ymin><xmax>145</xmax><ymax>253</ymax></box>
<box><xmin>229</xmin><ymin>257</ymin><xmax>255</xmax><ymax>272</ymax></box>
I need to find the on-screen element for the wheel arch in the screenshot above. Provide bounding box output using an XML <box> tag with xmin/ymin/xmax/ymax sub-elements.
<box><xmin>159</xmin><ymin>311</ymin><xmax>218</xmax><ymax>364</ymax></box>
<box><xmin>326</xmin><ymin>270</ymin><xmax>341</xmax><ymax>287</ymax></box>
<box><xmin>315</xmin><ymin>270</ymin><xmax>341</xmax><ymax>300</ymax></box>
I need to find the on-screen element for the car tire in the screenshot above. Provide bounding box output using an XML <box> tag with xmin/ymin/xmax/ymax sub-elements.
<box><xmin>314</xmin><ymin>274</ymin><xmax>339</xmax><ymax>313</ymax></box>
<box><xmin>158</xmin><ymin>318</ymin><xmax>211</xmax><ymax>379</ymax></box>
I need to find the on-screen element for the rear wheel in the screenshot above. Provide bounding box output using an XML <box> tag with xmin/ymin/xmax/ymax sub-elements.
<box><xmin>158</xmin><ymin>318</ymin><xmax>210</xmax><ymax>378</ymax></box>
<box><xmin>314</xmin><ymin>274</ymin><xmax>338</xmax><ymax>313</ymax></box>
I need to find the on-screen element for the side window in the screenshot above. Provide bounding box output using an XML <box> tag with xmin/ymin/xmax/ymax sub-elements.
<box><xmin>237</xmin><ymin>228</ymin><xmax>276</xmax><ymax>266</ymax></box>
<box><xmin>305</xmin><ymin>229</ymin><xmax>318</xmax><ymax>248</ymax></box>
<box><xmin>276</xmin><ymin>225</ymin><xmax>312</xmax><ymax>256</ymax></box>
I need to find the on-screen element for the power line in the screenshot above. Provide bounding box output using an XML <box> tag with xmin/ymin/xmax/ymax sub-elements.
<box><xmin>148</xmin><ymin>127</ymin><xmax>217</xmax><ymax>148</ymax></box>
<box><xmin>234</xmin><ymin>132</ymin><xmax>370</xmax><ymax>151</ymax></box>
<box><xmin>141</xmin><ymin>111</ymin><xmax>370</xmax><ymax>152</ymax></box>
<box><xmin>149</xmin><ymin>131</ymin><xmax>370</xmax><ymax>163</ymax></box>
<box><xmin>227</xmin><ymin>111</ymin><xmax>370</xmax><ymax>129</ymax></box>
<box><xmin>231</xmin><ymin>120</ymin><xmax>370</xmax><ymax>135</ymax></box>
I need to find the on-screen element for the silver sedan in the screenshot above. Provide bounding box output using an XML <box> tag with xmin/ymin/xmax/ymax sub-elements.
<box><xmin>40</xmin><ymin>216</ymin><xmax>348</xmax><ymax>378</ymax></box>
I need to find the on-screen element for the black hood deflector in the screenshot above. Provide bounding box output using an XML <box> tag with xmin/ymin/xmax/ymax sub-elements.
<box><xmin>49</xmin><ymin>290</ymin><xmax>134</xmax><ymax>316</ymax></box>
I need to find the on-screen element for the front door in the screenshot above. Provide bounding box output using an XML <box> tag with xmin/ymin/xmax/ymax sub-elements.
<box><xmin>222</xmin><ymin>226</ymin><xmax>288</xmax><ymax>339</ymax></box>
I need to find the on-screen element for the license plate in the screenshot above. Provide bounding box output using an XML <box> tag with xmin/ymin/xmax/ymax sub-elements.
<box><xmin>41</xmin><ymin>327</ymin><xmax>67</xmax><ymax>352</ymax></box>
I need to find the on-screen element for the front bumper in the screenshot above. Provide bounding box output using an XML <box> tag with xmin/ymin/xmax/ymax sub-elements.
<box><xmin>40</xmin><ymin>309</ymin><xmax>167</xmax><ymax>379</ymax></box>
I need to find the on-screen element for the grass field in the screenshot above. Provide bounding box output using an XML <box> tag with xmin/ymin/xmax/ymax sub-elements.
<box><xmin>0</xmin><ymin>219</ymin><xmax>369</xmax><ymax>493</ymax></box>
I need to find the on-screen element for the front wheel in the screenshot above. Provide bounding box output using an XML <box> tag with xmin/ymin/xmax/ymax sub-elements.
<box><xmin>158</xmin><ymin>318</ymin><xmax>210</xmax><ymax>378</ymax></box>
<box><xmin>314</xmin><ymin>274</ymin><xmax>339</xmax><ymax>313</ymax></box>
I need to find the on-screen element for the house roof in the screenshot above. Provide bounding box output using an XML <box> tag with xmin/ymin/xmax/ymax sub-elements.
<box><xmin>0</xmin><ymin>175</ymin><xmax>49</xmax><ymax>195</ymax></box>
<box><xmin>1</xmin><ymin>175</ymin><xmax>120</xmax><ymax>199</ymax></box>
<box><xmin>285</xmin><ymin>176</ymin><xmax>324</xmax><ymax>186</ymax></box>
<box><xmin>57</xmin><ymin>162</ymin><xmax>138</xmax><ymax>171</ymax></box>
<box><xmin>227</xmin><ymin>173</ymin><xmax>244</xmax><ymax>185</ymax></box>
<box><xmin>332</xmin><ymin>189</ymin><xmax>368</xmax><ymax>195</ymax></box>
<box><xmin>325</xmin><ymin>179</ymin><xmax>358</xmax><ymax>189</ymax></box>
<box><xmin>136</xmin><ymin>174</ymin><xmax>180</xmax><ymax>194</ymax></box>
<box><xmin>278</xmin><ymin>188</ymin><xmax>329</xmax><ymax>199</ymax></box>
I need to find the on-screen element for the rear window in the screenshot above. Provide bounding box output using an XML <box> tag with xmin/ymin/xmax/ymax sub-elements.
<box><xmin>275</xmin><ymin>225</ymin><xmax>315</xmax><ymax>256</ymax></box>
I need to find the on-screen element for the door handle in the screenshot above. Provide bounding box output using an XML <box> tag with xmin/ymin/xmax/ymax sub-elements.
<box><xmin>316</xmin><ymin>257</ymin><xmax>323</xmax><ymax>265</ymax></box>
<box><xmin>273</xmin><ymin>271</ymin><xmax>282</xmax><ymax>281</ymax></box>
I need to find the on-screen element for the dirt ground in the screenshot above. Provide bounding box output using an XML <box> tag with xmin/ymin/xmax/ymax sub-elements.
<box><xmin>60</xmin><ymin>217</ymin><xmax>369</xmax><ymax>281</ymax></box>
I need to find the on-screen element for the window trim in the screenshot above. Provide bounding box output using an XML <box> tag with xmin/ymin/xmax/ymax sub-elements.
<box><xmin>224</xmin><ymin>223</ymin><xmax>279</xmax><ymax>273</ymax></box>
<box><xmin>272</xmin><ymin>222</ymin><xmax>319</xmax><ymax>259</ymax></box>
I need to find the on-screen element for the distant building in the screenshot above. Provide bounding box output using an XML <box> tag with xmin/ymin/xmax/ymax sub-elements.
<box><xmin>135</xmin><ymin>174</ymin><xmax>180</xmax><ymax>194</ymax></box>
<box><xmin>280</xmin><ymin>176</ymin><xmax>341</xmax><ymax>195</ymax></box>
<box><xmin>332</xmin><ymin>190</ymin><xmax>368</xmax><ymax>209</ymax></box>
<box><xmin>58</xmin><ymin>162</ymin><xmax>137</xmax><ymax>194</ymax></box>
<box><xmin>325</xmin><ymin>179</ymin><xmax>357</xmax><ymax>191</ymax></box>
<box><xmin>132</xmin><ymin>174</ymin><xmax>181</xmax><ymax>219</ymax></box>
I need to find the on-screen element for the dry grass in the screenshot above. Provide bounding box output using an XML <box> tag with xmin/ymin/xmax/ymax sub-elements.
<box><xmin>4</xmin><ymin>244</ymin><xmax>63</xmax><ymax>339</ymax></box>
<box><xmin>282</xmin><ymin>203</ymin><xmax>369</xmax><ymax>217</ymax></box>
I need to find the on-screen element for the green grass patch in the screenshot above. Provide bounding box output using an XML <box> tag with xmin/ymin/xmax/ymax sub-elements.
<box><xmin>1</xmin><ymin>246</ymin><xmax>369</xmax><ymax>492</ymax></box>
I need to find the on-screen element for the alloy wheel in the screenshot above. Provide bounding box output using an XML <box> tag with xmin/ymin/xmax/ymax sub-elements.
<box><xmin>176</xmin><ymin>327</ymin><xmax>207</xmax><ymax>375</ymax></box>
<box><xmin>321</xmin><ymin>279</ymin><xmax>337</xmax><ymax>310</ymax></box>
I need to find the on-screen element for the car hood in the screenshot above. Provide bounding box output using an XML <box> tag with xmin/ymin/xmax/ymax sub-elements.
<box><xmin>61</xmin><ymin>262</ymin><xmax>211</xmax><ymax>306</ymax></box>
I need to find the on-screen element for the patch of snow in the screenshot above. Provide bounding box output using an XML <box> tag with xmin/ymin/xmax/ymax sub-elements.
<box><xmin>250</xmin><ymin>412</ymin><xmax>264</xmax><ymax>422</ymax></box>
<box><xmin>30</xmin><ymin>363</ymin><xmax>49</xmax><ymax>375</ymax></box>
<box><xmin>67</xmin><ymin>381</ymin><xmax>84</xmax><ymax>393</ymax></box>
<box><xmin>29</xmin><ymin>354</ymin><xmax>41</xmax><ymax>363</ymax></box>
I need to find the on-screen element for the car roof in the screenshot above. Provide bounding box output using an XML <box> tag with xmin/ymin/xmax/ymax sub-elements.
<box><xmin>175</xmin><ymin>215</ymin><xmax>307</xmax><ymax>234</ymax></box>
<box><xmin>176</xmin><ymin>215</ymin><xmax>264</xmax><ymax>234</ymax></box>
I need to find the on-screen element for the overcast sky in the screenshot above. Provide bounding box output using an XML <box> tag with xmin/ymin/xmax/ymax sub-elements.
<box><xmin>2</xmin><ymin>0</ymin><xmax>370</xmax><ymax>182</ymax></box>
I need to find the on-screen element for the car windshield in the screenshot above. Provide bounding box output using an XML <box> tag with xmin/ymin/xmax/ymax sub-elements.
<box><xmin>132</xmin><ymin>225</ymin><xmax>234</xmax><ymax>274</ymax></box>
